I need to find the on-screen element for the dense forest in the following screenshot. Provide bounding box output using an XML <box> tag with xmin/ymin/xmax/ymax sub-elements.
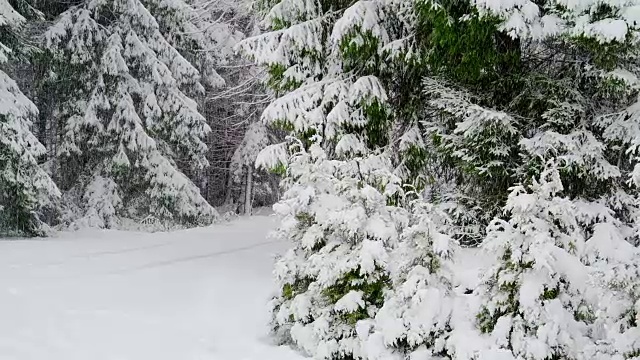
<box><xmin>2</xmin><ymin>0</ymin><xmax>640</xmax><ymax>358</ymax></box>
<box><xmin>1</xmin><ymin>0</ymin><xmax>276</xmax><ymax>235</ymax></box>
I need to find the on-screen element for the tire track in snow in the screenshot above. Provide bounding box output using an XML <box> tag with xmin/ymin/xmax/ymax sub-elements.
<box><xmin>107</xmin><ymin>239</ymin><xmax>286</xmax><ymax>274</ymax></box>
<box><xmin>19</xmin><ymin>240</ymin><xmax>179</xmax><ymax>270</ymax></box>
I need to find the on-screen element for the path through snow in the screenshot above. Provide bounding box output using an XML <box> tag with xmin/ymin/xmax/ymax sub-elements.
<box><xmin>0</xmin><ymin>216</ymin><xmax>304</xmax><ymax>360</ymax></box>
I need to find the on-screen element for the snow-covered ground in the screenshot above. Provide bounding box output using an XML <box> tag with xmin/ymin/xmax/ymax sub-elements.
<box><xmin>0</xmin><ymin>216</ymin><xmax>304</xmax><ymax>360</ymax></box>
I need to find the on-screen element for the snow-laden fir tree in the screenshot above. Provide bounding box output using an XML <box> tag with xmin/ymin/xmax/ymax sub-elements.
<box><xmin>477</xmin><ymin>163</ymin><xmax>640</xmax><ymax>359</ymax></box>
<box><xmin>413</xmin><ymin>0</ymin><xmax>640</xmax><ymax>241</ymax></box>
<box><xmin>238</xmin><ymin>0</ymin><xmax>453</xmax><ymax>358</ymax></box>
<box><xmin>421</xmin><ymin>77</ymin><xmax>521</xmax><ymax>246</ymax></box>
<box><xmin>582</xmin><ymin>213</ymin><xmax>640</xmax><ymax>358</ymax></box>
<box><xmin>263</xmin><ymin>142</ymin><xmax>407</xmax><ymax>359</ymax></box>
<box><xmin>0</xmin><ymin>0</ymin><xmax>60</xmax><ymax>236</ymax></box>
<box><xmin>361</xmin><ymin>198</ymin><xmax>460</xmax><ymax>360</ymax></box>
<box><xmin>477</xmin><ymin>165</ymin><xmax>603</xmax><ymax>359</ymax></box>
<box><xmin>230</xmin><ymin>121</ymin><xmax>270</xmax><ymax>215</ymax></box>
<box><xmin>37</xmin><ymin>0</ymin><xmax>218</xmax><ymax>227</ymax></box>
<box><xmin>423</xmin><ymin>0</ymin><xmax>640</xmax><ymax>356</ymax></box>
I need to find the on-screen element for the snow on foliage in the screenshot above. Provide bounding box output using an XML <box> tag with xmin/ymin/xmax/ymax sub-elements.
<box><xmin>364</xmin><ymin>200</ymin><xmax>458</xmax><ymax>360</ymax></box>
<box><xmin>256</xmin><ymin>142</ymin><xmax>289</xmax><ymax>171</ymax></box>
<box><xmin>242</xmin><ymin>0</ymin><xmax>640</xmax><ymax>358</ymax></box>
<box><xmin>269</xmin><ymin>144</ymin><xmax>406</xmax><ymax>359</ymax></box>
<box><xmin>423</xmin><ymin>78</ymin><xmax>518</xmax><ymax>177</ymax></box>
<box><xmin>472</xmin><ymin>0</ymin><xmax>640</xmax><ymax>41</ymax></box>
<box><xmin>475</xmin><ymin>163</ymin><xmax>640</xmax><ymax>359</ymax></box>
<box><xmin>232</xmin><ymin>121</ymin><xmax>270</xmax><ymax>179</ymax></box>
<box><xmin>477</xmin><ymin>165</ymin><xmax>596</xmax><ymax>359</ymax></box>
<box><xmin>41</xmin><ymin>0</ymin><xmax>219</xmax><ymax>227</ymax></box>
<box><xmin>70</xmin><ymin>175</ymin><xmax>122</xmax><ymax>230</ymax></box>
<box><xmin>240</xmin><ymin>0</ymin><xmax>461</xmax><ymax>358</ymax></box>
<box><xmin>0</xmin><ymin>0</ymin><xmax>60</xmax><ymax>235</ymax></box>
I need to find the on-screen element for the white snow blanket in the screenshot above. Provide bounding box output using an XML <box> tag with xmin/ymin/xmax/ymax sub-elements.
<box><xmin>0</xmin><ymin>216</ymin><xmax>303</xmax><ymax>360</ymax></box>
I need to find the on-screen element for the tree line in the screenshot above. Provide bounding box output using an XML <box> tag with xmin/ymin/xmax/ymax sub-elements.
<box><xmin>0</xmin><ymin>0</ymin><xmax>276</xmax><ymax>235</ymax></box>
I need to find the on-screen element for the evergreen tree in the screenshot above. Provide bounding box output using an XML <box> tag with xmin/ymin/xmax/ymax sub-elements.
<box><xmin>265</xmin><ymin>142</ymin><xmax>407</xmax><ymax>359</ymax></box>
<box><xmin>230</xmin><ymin>121</ymin><xmax>270</xmax><ymax>215</ymax></box>
<box><xmin>37</xmin><ymin>0</ymin><xmax>218</xmax><ymax>227</ymax></box>
<box><xmin>363</xmin><ymin>199</ymin><xmax>458</xmax><ymax>359</ymax></box>
<box><xmin>476</xmin><ymin>163</ymin><xmax>640</xmax><ymax>359</ymax></box>
<box><xmin>0</xmin><ymin>0</ymin><xmax>60</xmax><ymax>236</ymax></box>
<box><xmin>240</xmin><ymin>0</ymin><xmax>430</xmax><ymax>358</ymax></box>
<box><xmin>477</xmin><ymin>164</ymin><xmax>601</xmax><ymax>359</ymax></box>
<box><xmin>408</xmin><ymin>0</ymin><xmax>640</xmax><ymax>356</ymax></box>
<box><xmin>408</xmin><ymin>0</ymin><xmax>640</xmax><ymax>242</ymax></box>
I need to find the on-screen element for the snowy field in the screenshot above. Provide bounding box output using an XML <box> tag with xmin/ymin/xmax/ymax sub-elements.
<box><xmin>0</xmin><ymin>216</ymin><xmax>304</xmax><ymax>360</ymax></box>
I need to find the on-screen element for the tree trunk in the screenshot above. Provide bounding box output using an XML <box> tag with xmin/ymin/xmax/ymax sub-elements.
<box><xmin>244</xmin><ymin>166</ymin><xmax>253</xmax><ymax>216</ymax></box>
<box><xmin>224</xmin><ymin>167</ymin><xmax>234</xmax><ymax>205</ymax></box>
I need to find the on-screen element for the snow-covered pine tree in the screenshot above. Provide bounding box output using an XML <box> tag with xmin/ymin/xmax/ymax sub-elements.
<box><xmin>421</xmin><ymin>0</ymin><xmax>640</xmax><ymax>245</ymax></box>
<box><xmin>477</xmin><ymin>163</ymin><xmax>640</xmax><ymax>359</ymax></box>
<box><xmin>239</xmin><ymin>0</ymin><xmax>436</xmax><ymax>358</ymax></box>
<box><xmin>582</xmin><ymin>212</ymin><xmax>640</xmax><ymax>358</ymax></box>
<box><xmin>37</xmin><ymin>0</ymin><xmax>218</xmax><ymax>227</ymax></box>
<box><xmin>264</xmin><ymin>142</ymin><xmax>408</xmax><ymax>359</ymax></box>
<box><xmin>404</xmin><ymin>0</ymin><xmax>526</xmax><ymax>247</ymax></box>
<box><xmin>451</xmin><ymin>0</ymin><xmax>640</xmax><ymax>357</ymax></box>
<box><xmin>362</xmin><ymin>198</ymin><xmax>459</xmax><ymax>360</ymax></box>
<box><xmin>230</xmin><ymin>121</ymin><xmax>270</xmax><ymax>215</ymax></box>
<box><xmin>422</xmin><ymin>77</ymin><xmax>521</xmax><ymax>246</ymax></box>
<box><xmin>477</xmin><ymin>164</ymin><xmax>601</xmax><ymax>359</ymax></box>
<box><xmin>147</xmin><ymin>0</ymin><xmax>226</xmax><ymax>91</ymax></box>
<box><xmin>0</xmin><ymin>0</ymin><xmax>60</xmax><ymax>236</ymax></box>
